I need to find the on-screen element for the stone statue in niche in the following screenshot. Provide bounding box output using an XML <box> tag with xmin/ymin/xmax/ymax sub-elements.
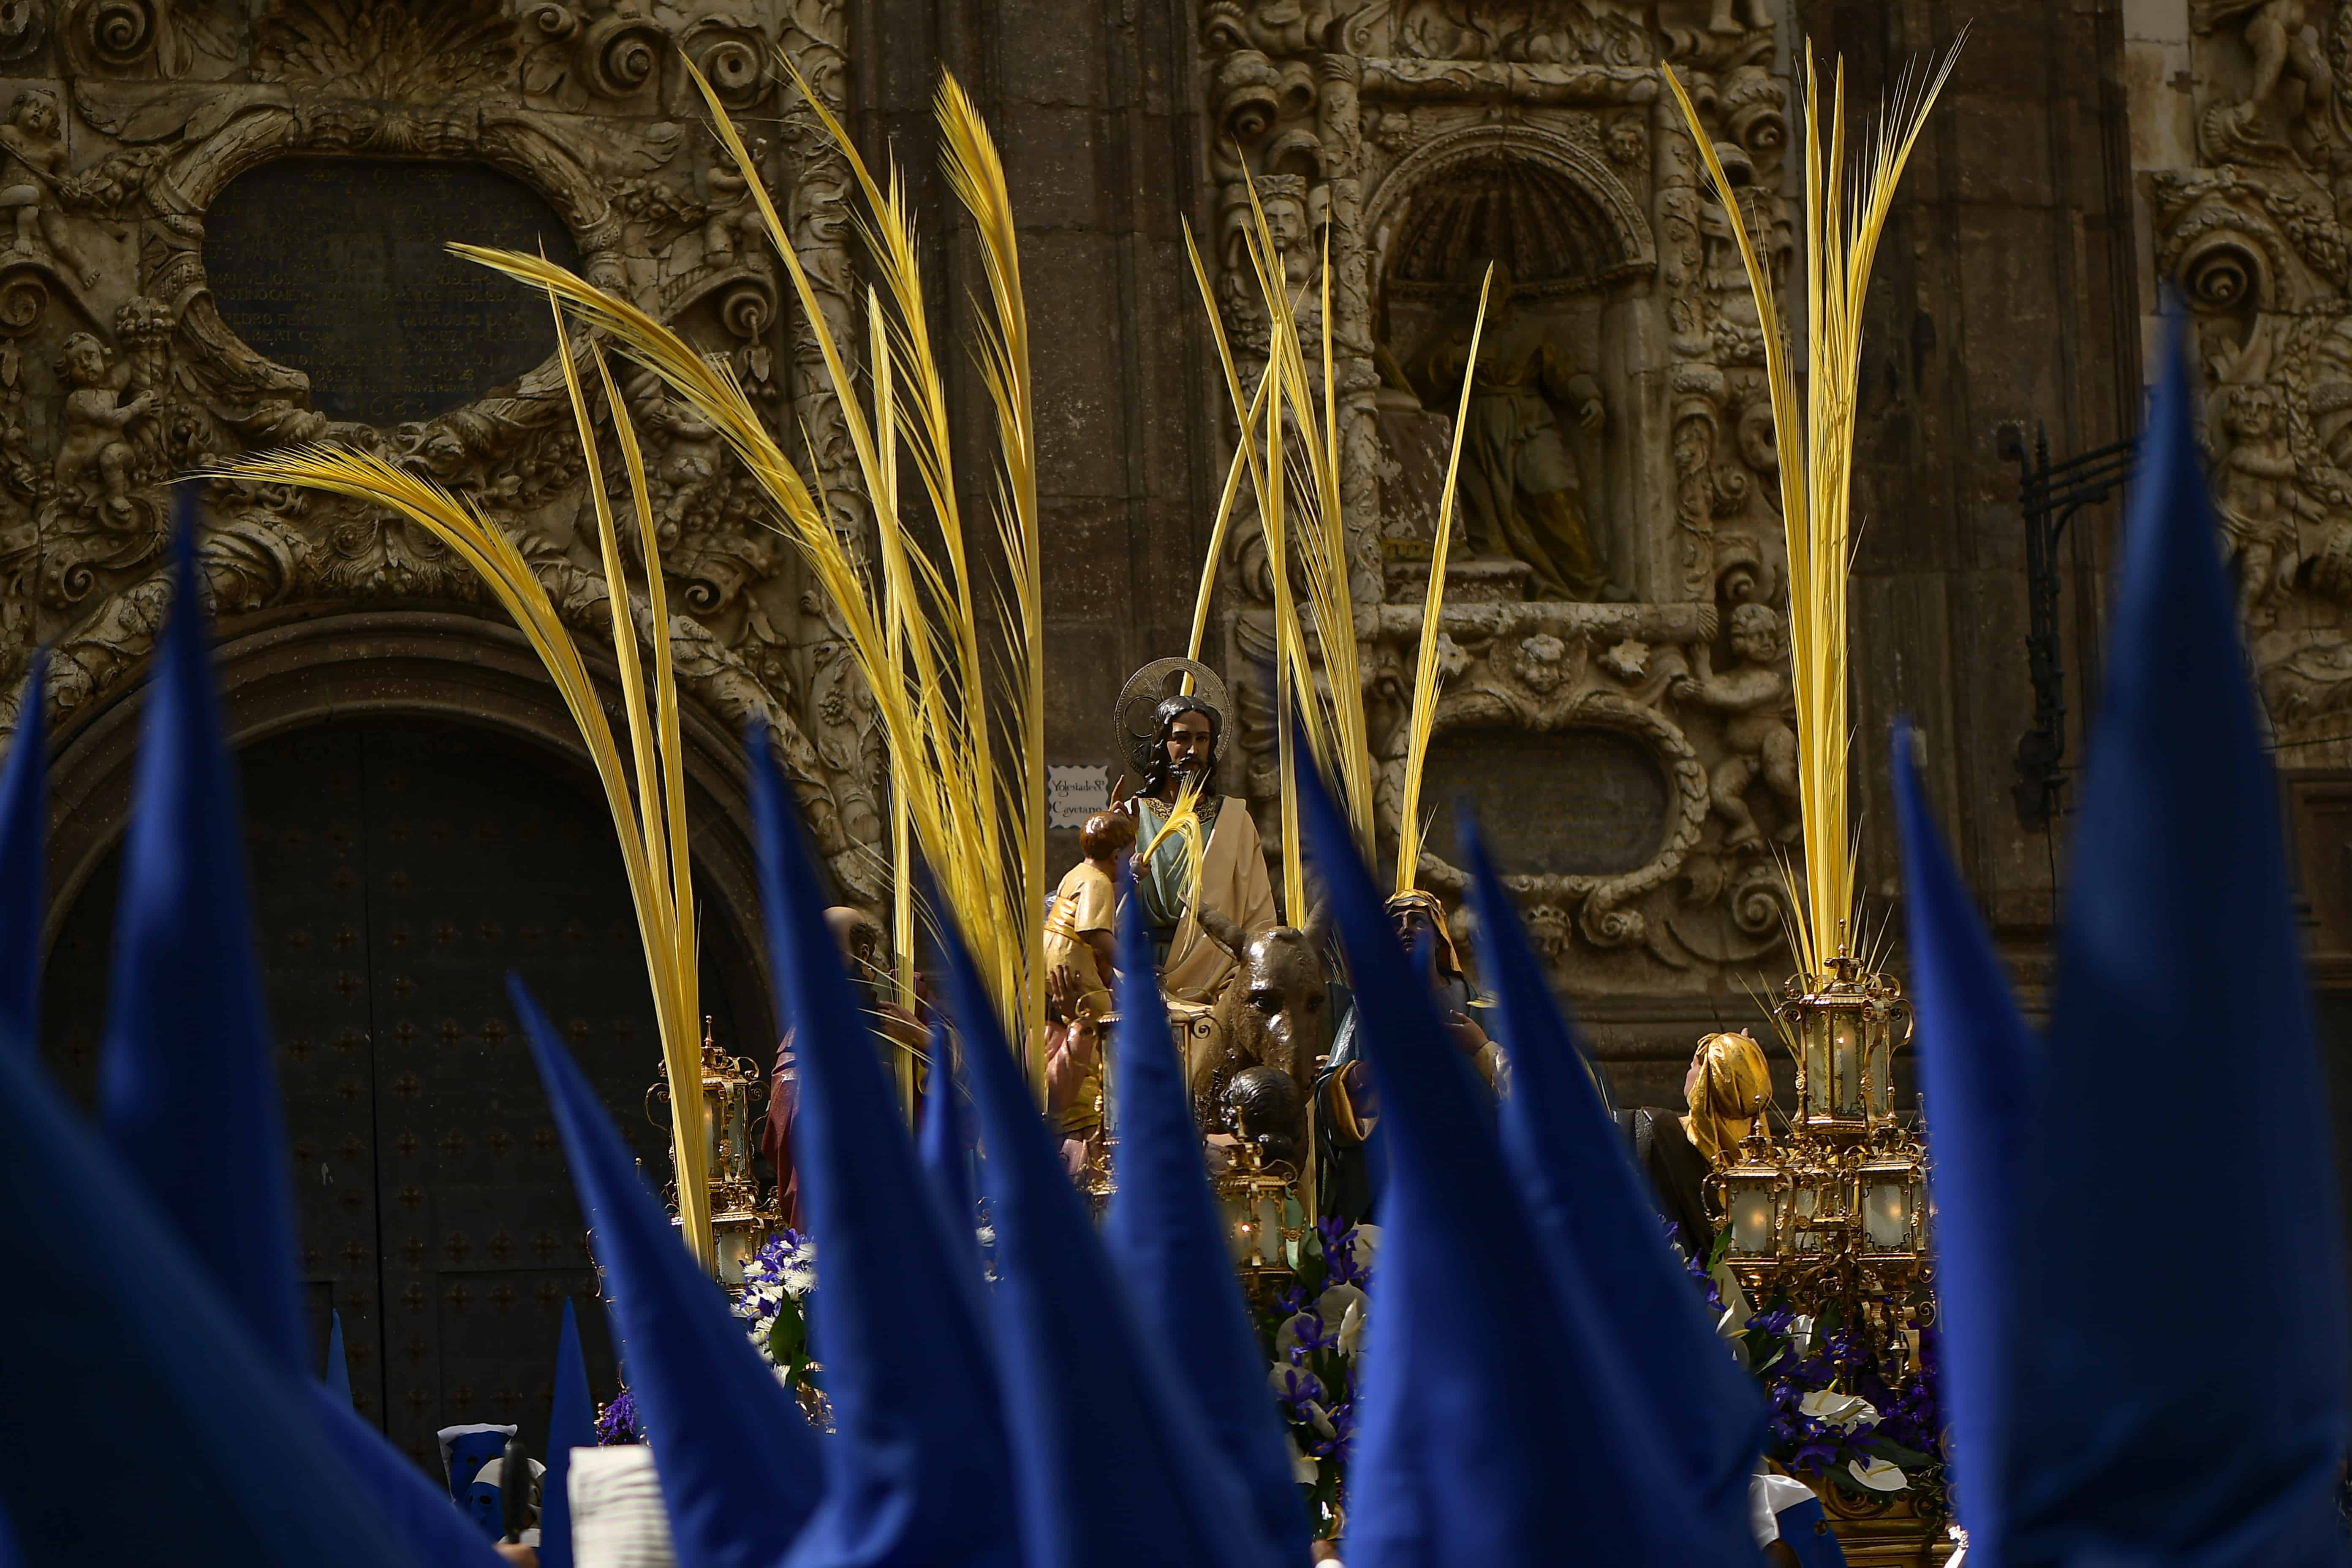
<box><xmin>2194</xmin><ymin>0</ymin><xmax>2341</xmax><ymax>165</ymax></box>
<box><xmin>1707</xmin><ymin>0</ymin><xmax>1773</xmax><ymax>35</ymax></box>
<box><xmin>1408</xmin><ymin>264</ymin><xmax>1619</xmax><ymax>601</ymax></box>
<box><xmin>54</xmin><ymin>332</ymin><xmax>156</xmax><ymax>524</ymax></box>
<box><xmin>1670</xmin><ymin>602</ymin><xmax>1797</xmax><ymax>851</ymax></box>
<box><xmin>703</xmin><ymin>135</ymin><xmax>769</xmax><ymax>268</ymax></box>
<box><xmin>0</xmin><ymin>89</ymin><xmax>97</xmax><ymax>287</ymax></box>
<box><xmin>2213</xmin><ymin>383</ymin><xmax>2321</xmax><ymax>628</ymax></box>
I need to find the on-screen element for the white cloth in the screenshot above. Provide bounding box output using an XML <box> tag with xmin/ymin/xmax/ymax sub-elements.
<box><xmin>569</xmin><ymin>1446</ymin><xmax>677</xmax><ymax>1568</ymax></box>
<box><xmin>1747</xmin><ymin>1472</ymin><xmax>1819</xmax><ymax>1547</ymax></box>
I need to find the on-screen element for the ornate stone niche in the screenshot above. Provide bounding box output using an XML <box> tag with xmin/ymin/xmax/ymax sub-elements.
<box><xmin>2140</xmin><ymin>3</ymin><xmax>2352</xmax><ymax>774</ymax></box>
<box><xmin>1196</xmin><ymin>1</ymin><xmax>1800</xmax><ymax>995</ymax></box>
<box><xmin>0</xmin><ymin>0</ymin><xmax>885</xmax><ymax>902</ymax></box>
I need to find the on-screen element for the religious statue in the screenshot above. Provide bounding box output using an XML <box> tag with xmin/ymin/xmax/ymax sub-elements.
<box><xmin>2194</xmin><ymin>0</ymin><xmax>2340</xmax><ymax>163</ymax></box>
<box><xmin>0</xmin><ymin>89</ymin><xmax>96</xmax><ymax>287</ymax></box>
<box><xmin>53</xmin><ymin>332</ymin><xmax>156</xmax><ymax>524</ymax></box>
<box><xmin>1042</xmin><ymin>809</ymin><xmax>1136</xmax><ymax>1173</ymax></box>
<box><xmin>1672</xmin><ymin>603</ymin><xmax>1800</xmax><ymax>851</ymax></box>
<box><xmin>2213</xmin><ymin>385</ymin><xmax>2317</xmax><ymax>628</ymax></box>
<box><xmin>702</xmin><ymin>135</ymin><xmax>768</xmax><ymax>268</ymax></box>
<box><xmin>1410</xmin><ymin>263</ymin><xmax>1621</xmax><ymax>601</ymax></box>
<box><xmin>1114</xmin><ymin>689</ymin><xmax>1277</xmax><ymax>1004</ymax></box>
<box><xmin>1315</xmin><ymin>891</ymin><xmax>1492</xmax><ymax>1226</ymax></box>
<box><xmin>1708</xmin><ymin>0</ymin><xmax>1772</xmax><ymax>33</ymax></box>
<box><xmin>1619</xmin><ymin>1030</ymin><xmax>1773</xmax><ymax>1260</ymax></box>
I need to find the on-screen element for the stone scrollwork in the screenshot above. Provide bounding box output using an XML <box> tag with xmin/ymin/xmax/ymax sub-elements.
<box><xmin>0</xmin><ymin>0</ymin><xmax>884</xmax><ymax>901</ymax></box>
<box><xmin>2148</xmin><ymin>3</ymin><xmax>2352</xmax><ymax>765</ymax></box>
<box><xmin>1199</xmin><ymin>1</ymin><xmax>1801</xmax><ymax>993</ymax></box>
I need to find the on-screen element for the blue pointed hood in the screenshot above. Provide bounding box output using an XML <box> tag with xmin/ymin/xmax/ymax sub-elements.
<box><xmin>325</xmin><ymin>1308</ymin><xmax>353</xmax><ymax>1406</ymax></box>
<box><xmin>745</xmin><ymin>728</ymin><xmax>1018</xmax><ymax>1568</ymax></box>
<box><xmin>919</xmin><ymin>1019</ymin><xmax>979</xmax><ymax>1246</ymax></box>
<box><xmin>1101</xmin><ymin>876</ymin><xmax>1308</xmax><ymax>1560</ymax></box>
<box><xmin>0</xmin><ymin>649</ymin><xmax>45</xmax><ymax>1055</ymax></box>
<box><xmin>1460</xmin><ymin>807</ymin><xmax>1764</xmax><ymax>1549</ymax></box>
<box><xmin>0</xmin><ymin>1016</ymin><xmax>420</xmax><ymax>1568</ymax></box>
<box><xmin>96</xmin><ymin>495</ymin><xmax>305</xmax><ymax>1372</ymax></box>
<box><xmin>540</xmin><ymin>1299</ymin><xmax>596</xmax><ymax>1568</ymax></box>
<box><xmin>929</xmin><ymin>868</ymin><xmax>1286</xmax><ymax>1568</ymax></box>
<box><xmin>1293</xmin><ymin>751</ymin><xmax>1736</xmax><ymax>1568</ymax></box>
<box><xmin>2009</xmin><ymin>328</ymin><xmax>2340</xmax><ymax>1560</ymax></box>
<box><xmin>509</xmin><ymin>975</ymin><xmax>820</xmax><ymax>1568</ymax></box>
<box><xmin>1889</xmin><ymin>724</ymin><xmax>2040</xmax><ymax>1560</ymax></box>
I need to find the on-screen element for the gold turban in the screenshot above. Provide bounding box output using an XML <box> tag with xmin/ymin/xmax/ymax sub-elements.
<box><xmin>1684</xmin><ymin>1030</ymin><xmax>1772</xmax><ymax>1166</ymax></box>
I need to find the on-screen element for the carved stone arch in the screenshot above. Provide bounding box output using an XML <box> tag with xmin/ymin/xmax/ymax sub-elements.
<box><xmin>1362</xmin><ymin>124</ymin><xmax>1656</xmax><ymax>299</ymax></box>
<box><xmin>39</xmin><ymin>608</ymin><xmax>775</xmax><ymax>1036</ymax></box>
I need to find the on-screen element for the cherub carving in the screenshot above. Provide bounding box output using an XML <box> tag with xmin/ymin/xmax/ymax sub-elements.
<box><xmin>54</xmin><ymin>333</ymin><xmax>155</xmax><ymax>524</ymax></box>
<box><xmin>2194</xmin><ymin>0</ymin><xmax>2341</xmax><ymax>163</ymax></box>
<box><xmin>1708</xmin><ymin>0</ymin><xmax>1772</xmax><ymax>34</ymax></box>
<box><xmin>2214</xmin><ymin>386</ymin><xmax>2321</xmax><ymax>628</ymax></box>
<box><xmin>1672</xmin><ymin>602</ymin><xmax>1798</xmax><ymax>851</ymax></box>
<box><xmin>0</xmin><ymin>90</ymin><xmax>97</xmax><ymax>287</ymax></box>
<box><xmin>702</xmin><ymin>136</ymin><xmax>768</xmax><ymax>267</ymax></box>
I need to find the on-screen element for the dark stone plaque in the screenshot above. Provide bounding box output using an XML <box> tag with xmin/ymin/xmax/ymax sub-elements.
<box><xmin>204</xmin><ymin>158</ymin><xmax>584</xmax><ymax>427</ymax></box>
<box><xmin>1420</xmin><ymin>726</ymin><xmax>1670</xmax><ymax>877</ymax></box>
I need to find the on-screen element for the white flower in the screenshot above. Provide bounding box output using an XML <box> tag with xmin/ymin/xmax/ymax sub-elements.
<box><xmin>1334</xmin><ymin>1297</ymin><xmax>1368</xmax><ymax>1358</ymax></box>
<box><xmin>1797</xmin><ymin>1391</ymin><xmax>1878</xmax><ymax>1433</ymax></box>
<box><xmin>1314</xmin><ymin>1283</ymin><xmax>1366</xmax><ymax>1326</ymax></box>
<box><xmin>1346</xmin><ymin>1225</ymin><xmax>1381</xmax><ymax>1276</ymax></box>
<box><xmin>1849</xmin><ymin>1458</ymin><xmax>1906</xmax><ymax>1492</ymax></box>
<box><xmin>1273</xmin><ymin>1312</ymin><xmax>1320</xmax><ymax>1360</ymax></box>
<box><xmin>1286</xmin><ymin>1434</ymin><xmax>1319</xmax><ymax>1485</ymax></box>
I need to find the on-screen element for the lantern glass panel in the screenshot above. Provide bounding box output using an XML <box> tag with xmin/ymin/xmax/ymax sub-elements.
<box><xmin>700</xmin><ymin>1091</ymin><xmax>720</xmax><ymax>1171</ymax></box>
<box><xmin>1832</xmin><ymin>1012</ymin><xmax>1863</xmax><ymax>1115</ymax></box>
<box><xmin>1802</xmin><ymin>1012</ymin><xmax>1830</xmax><ymax>1114</ymax></box>
<box><xmin>1728</xmin><ymin>1182</ymin><xmax>1778</xmax><ymax>1255</ymax></box>
<box><xmin>1866</xmin><ymin>1027</ymin><xmax>1893</xmax><ymax>1118</ymax></box>
<box><xmin>721</xmin><ymin>1088</ymin><xmax>750</xmax><ymax>1182</ymax></box>
<box><xmin>1864</xmin><ymin>1179</ymin><xmax>1911</xmax><ymax>1249</ymax></box>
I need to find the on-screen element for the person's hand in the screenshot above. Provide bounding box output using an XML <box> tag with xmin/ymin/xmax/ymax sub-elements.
<box><xmin>1444</xmin><ymin>1009</ymin><xmax>1487</xmax><ymax>1055</ymax></box>
<box><xmin>493</xmin><ymin>1545</ymin><xmax>538</xmax><ymax>1567</ymax></box>
<box><xmin>1578</xmin><ymin>397</ymin><xmax>1604</xmax><ymax>431</ymax></box>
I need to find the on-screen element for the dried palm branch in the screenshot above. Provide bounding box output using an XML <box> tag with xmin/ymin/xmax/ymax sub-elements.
<box><xmin>242</xmin><ymin>60</ymin><xmax>1051</xmax><ymax>1120</ymax></box>
<box><xmin>1136</xmin><ymin>773</ymin><xmax>1213</xmax><ymax>920</ymax></box>
<box><xmin>1395</xmin><ymin>265</ymin><xmax>1493</xmax><ymax>894</ymax></box>
<box><xmin>223</xmin><ymin>313</ymin><xmax>716</xmax><ymax>1272</ymax></box>
<box><xmin>1663</xmin><ymin>39</ymin><xmax>1961</xmax><ymax>982</ymax></box>
<box><xmin>1187</xmin><ymin>185</ymin><xmax>1490</xmax><ymax>908</ymax></box>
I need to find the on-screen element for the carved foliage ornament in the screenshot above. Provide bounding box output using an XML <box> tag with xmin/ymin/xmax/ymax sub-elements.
<box><xmin>0</xmin><ymin>0</ymin><xmax>886</xmax><ymax>899</ymax></box>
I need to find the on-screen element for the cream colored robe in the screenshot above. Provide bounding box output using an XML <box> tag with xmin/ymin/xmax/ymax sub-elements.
<box><xmin>1160</xmin><ymin>796</ymin><xmax>1278</xmax><ymax>1004</ymax></box>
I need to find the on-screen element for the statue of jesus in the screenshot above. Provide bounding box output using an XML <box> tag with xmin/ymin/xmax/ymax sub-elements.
<box><xmin>1115</xmin><ymin>692</ymin><xmax>1277</xmax><ymax>1004</ymax></box>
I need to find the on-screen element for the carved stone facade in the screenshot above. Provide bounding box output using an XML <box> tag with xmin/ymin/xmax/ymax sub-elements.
<box><xmin>1195</xmin><ymin>0</ymin><xmax>1803</xmax><ymax>1000</ymax></box>
<box><xmin>0</xmin><ymin>0</ymin><xmax>882</xmax><ymax>903</ymax></box>
<box><xmin>2130</xmin><ymin>1</ymin><xmax>2352</xmax><ymax>988</ymax></box>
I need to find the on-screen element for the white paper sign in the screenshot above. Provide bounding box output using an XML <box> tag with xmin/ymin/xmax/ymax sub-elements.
<box><xmin>1047</xmin><ymin>764</ymin><xmax>1111</xmax><ymax>829</ymax></box>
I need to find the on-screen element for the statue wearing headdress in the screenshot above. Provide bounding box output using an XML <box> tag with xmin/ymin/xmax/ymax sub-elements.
<box><xmin>1313</xmin><ymin>891</ymin><xmax>1497</xmax><ymax>1226</ymax></box>
<box><xmin>1618</xmin><ymin>1030</ymin><xmax>1773</xmax><ymax>1259</ymax></box>
<box><xmin>1110</xmin><ymin>663</ymin><xmax>1277</xmax><ymax>1005</ymax></box>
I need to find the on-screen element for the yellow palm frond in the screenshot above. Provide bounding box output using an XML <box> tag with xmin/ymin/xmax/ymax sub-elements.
<box><xmin>220</xmin><ymin>416</ymin><xmax>716</xmax><ymax>1272</ymax></box>
<box><xmin>1663</xmin><ymin>38</ymin><xmax>1960</xmax><ymax>982</ymax></box>
<box><xmin>1396</xmin><ymin>265</ymin><xmax>1494</xmax><ymax>894</ymax></box>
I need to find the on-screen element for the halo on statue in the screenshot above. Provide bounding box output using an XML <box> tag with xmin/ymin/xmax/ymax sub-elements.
<box><xmin>1113</xmin><ymin>657</ymin><xmax>1229</xmax><ymax>777</ymax></box>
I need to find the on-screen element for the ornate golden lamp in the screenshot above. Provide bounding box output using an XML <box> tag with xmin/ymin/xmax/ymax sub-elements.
<box><xmin>648</xmin><ymin>1016</ymin><xmax>767</xmax><ymax>1285</ymax></box>
<box><xmin>1783</xmin><ymin>955</ymin><xmax>1914</xmax><ymax>1146</ymax></box>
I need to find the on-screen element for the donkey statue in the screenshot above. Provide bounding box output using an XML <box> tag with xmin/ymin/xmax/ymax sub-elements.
<box><xmin>1172</xmin><ymin>906</ymin><xmax>1331</xmax><ymax>1165</ymax></box>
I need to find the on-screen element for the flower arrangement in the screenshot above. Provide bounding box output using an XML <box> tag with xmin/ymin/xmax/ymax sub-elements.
<box><xmin>731</xmin><ymin>1230</ymin><xmax>831</xmax><ymax>1429</ymax></box>
<box><xmin>1734</xmin><ymin>1291</ymin><xmax>1943</xmax><ymax>1504</ymax></box>
<box><xmin>1256</xmin><ymin>1217</ymin><xmax>1379</xmax><ymax>1540</ymax></box>
<box><xmin>594</xmin><ymin>1389</ymin><xmax>643</xmax><ymax>1446</ymax></box>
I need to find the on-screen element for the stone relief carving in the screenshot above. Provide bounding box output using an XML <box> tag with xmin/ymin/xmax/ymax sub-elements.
<box><xmin>2147</xmin><ymin>3</ymin><xmax>2352</xmax><ymax>758</ymax></box>
<box><xmin>1196</xmin><ymin>2</ymin><xmax>1803</xmax><ymax>991</ymax></box>
<box><xmin>0</xmin><ymin>0</ymin><xmax>884</xmax><ymax>899</ymax></box>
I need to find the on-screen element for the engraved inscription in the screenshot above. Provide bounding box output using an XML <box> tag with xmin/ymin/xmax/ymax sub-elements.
<box><xmin>1420</xmin><ymin>727</ymin><xmax>1670</xmax><ymax>878</ymax></box>
<box><xmin>203</xmin><ymin>159</ymin><xmax>585</xmax><ymax>427</ymax></box>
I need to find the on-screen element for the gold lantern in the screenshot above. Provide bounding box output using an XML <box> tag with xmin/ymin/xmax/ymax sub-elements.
<box><xmin>1779</xmin><ymin>955</ymin><xmax>1914</xmax><ymax>1146</ymax></box>
<box><xmin>648</xmin><ymin>1017</ymin><xmax>767</xmax><ymax>1285</ymax></box>
<box><xmin>1716</xmin><ymin>1132</ymin><xmax>1789</xmax><ymax>1266</ymax></box>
